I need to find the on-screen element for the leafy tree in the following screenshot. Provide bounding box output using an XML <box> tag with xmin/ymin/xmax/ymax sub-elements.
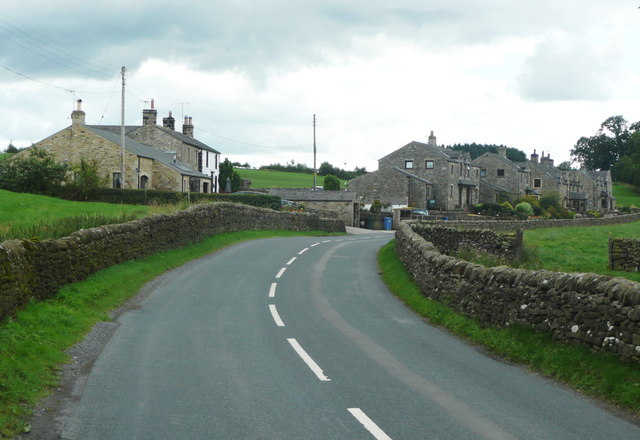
<box><xmin>611</xmin><ymin>131</ymin><xmax>640</xmax><ymax>185</ymax></box>
<box><xmin>557</xmin><ymin>161</ymin><xmax>574</xmax><ymax>171</ymax></box>
<box><xmin>0</xmin><ymin>148</ymin><xmax>68</xmax><ymax>193</ymax></box>
<box><xmin>370</xmin><ymin>199</ymin><xmax>382</xmax><ymax>214</ymax></box>
<box><xmin>570</xmin><ymin>115</ymin><xmax>639</xmax><ymax>171</ymax></box>
<box><xmin>4</xmin><ymin>143</ymin><xmax>19</xmax><ymax>154</ymax></box>
<box><xmin>322</xmin><ymin>174</ymin><xmax>340</xmax><ymax>190</ymax></box>
<box><xmin>448</xmin><ymin>143</ymin><xmax>527</xmax><ymax>161</ymax></box>
<box><xmin>72</xmin><ymin>157</ymin><xmax>109</xmax><ymax>190</ymax></box>
<box><xmin>219</xmin><ymin>158</ymin><xmax>242</xmax><ymax>192</ymax></box>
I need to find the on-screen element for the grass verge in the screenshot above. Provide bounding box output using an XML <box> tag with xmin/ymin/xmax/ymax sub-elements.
<box><xmin>0</xmin><ymin>229</ymin><xmax>339</xmax><ymax>438</ymax></box>
<box><xmin>378</xmin><ymin>240</ymin><xmax>640</xmax><ymax>416</ymax></box>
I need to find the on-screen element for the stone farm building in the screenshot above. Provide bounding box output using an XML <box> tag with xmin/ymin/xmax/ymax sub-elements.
<box><xmin>21</xmin><ymin>100</ymin><xmax>220</xmax><ymax>193</ymax></box>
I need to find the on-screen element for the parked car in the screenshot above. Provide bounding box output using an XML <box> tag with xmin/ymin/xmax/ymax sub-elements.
<box><xmin>411</xmin><ymin>208</ymin><xmax>429</xmax><ymax>216</ymax></box>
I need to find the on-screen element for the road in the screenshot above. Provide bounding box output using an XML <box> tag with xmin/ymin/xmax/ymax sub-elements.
<box><xmin>58</xmin><ymin>232</ymin><xmax>640</xmax><ymax>439</ymax></box>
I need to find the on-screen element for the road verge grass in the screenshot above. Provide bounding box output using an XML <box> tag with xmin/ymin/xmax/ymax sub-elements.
<box><xmin>378</xmin><ymin>240</ymin><xmax>640</xmax><ymax>416</ymax></box>
<box><xmin>0</xmin><ymin>229</ymin><xmax>340</xmax><ymax>438</ymax></box>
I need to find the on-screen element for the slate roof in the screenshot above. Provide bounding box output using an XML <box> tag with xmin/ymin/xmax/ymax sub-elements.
<box><xmin>93</xmin><ymin>124</ymin><xmax>220</xmax><ymax>154</ymax></box>
<box><xmin>393</xmin><ymin>167</ymin><xmax>433</xmax><ymax>184</ymax></box>
<box><xmin>263</xmin><ymin>188</ymin><xmax>358</xmax><ymax>202</ymax></box>
<box><xmin>86</xmin><ymin>126</ymin><xmax>210</xmax><ymax>178</ymax></box>
<box><xmin>481</xmin><ymin>180</ymin><xmax>510</xmax><ymax>193</ymax></box>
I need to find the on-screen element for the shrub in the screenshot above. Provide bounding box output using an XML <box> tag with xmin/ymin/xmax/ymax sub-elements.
<box><xmin>0</xmin><ymin>148</ymin><xmax>68</xmax><ymax>194</ymax></box>
<box><xmin>370</xmin><ymin>199</ymin><xmax>382</xmax><ymax>214</ymax></box>
<box><xmin>539</xmin><ymin>192</ymin><xmax>561</xmax><ymax>210</ymax></box>
<box><xmin>323</xmin><ymin>174</ymin><xmax>340</xmax><ymax>190</ymax></box>
<box><xmin>500</xmin><ymin>201</ymin><xmax>514</xmax><ymax>215</ymax></box>
<box><xmin>515</xmin><ymin>195</ymin><xmax>544</xmax><ymax>216</ymax></box>
<box><xmin>515</xmin><ymin>202</ymin><xmax>533</xmax><ymax>219</ymax></box>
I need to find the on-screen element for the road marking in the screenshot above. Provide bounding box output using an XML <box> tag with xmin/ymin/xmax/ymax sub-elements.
<box><xmin>322</xmin><ymin>240</ymin><xmax>331</xmax><ymax>243</ymax></box>
<box><xmin>348</xmin><ymin>408</ymin><xmax>392</xmax><ymax>440</ymax></box>
<box><xmin>286</xmin><ymin>257</ymin><xmax>297</xmax><ymax>265</ymax></box>
<box><xmin>287</xmin><ymin>338</ymin><xmax>331</xmax><ymax>381</ymax></box>
<box><xmin>269</xmin><ymin>304</ymin><xmax>285</xmax><ymax>327</ymax></box>
<box><xmin>311</xmin><ymin>242</ymin><xmax>320</xmax><ymax>247</ymax></box>
<box><xmin>276</xmin><ymin>267</ymin><xmax>287</xmax><ymax>279</ymax></box>
<box><xmin>298</xmin><ymin>247</ymin><xmax>309</xmax><ymax>255</ymax></box>
<box><xmin>269</xmin><ymin>283</ymin><xmax>277</xmax><ymax>298</ymax></box>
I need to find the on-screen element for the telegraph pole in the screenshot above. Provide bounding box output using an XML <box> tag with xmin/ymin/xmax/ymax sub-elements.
<box><xmin>120</xmin><ymin>66</ymin><xmax>126</xmax><ymax>189</ymax></box>
<box><xmin>313</xmin><ymin>114</ymin><xmax>317</xmax><ymax>189</ymax></box>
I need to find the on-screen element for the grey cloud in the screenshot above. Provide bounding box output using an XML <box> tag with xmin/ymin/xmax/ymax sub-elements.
<box><xmin>1</xmin><ymin>1</ymin><xmax>607</xmax><ymax>82</ymax></box>
<box><xmin>516</xmin><ymin>37</ymin><xmax>614</xmax><ymax>102</ymax></box>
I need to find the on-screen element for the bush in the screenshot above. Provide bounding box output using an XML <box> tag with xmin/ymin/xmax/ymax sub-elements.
<box><xmin>370</xmin><ymin>199</ymin><xmax>382</xmax><ymax>214</ymax></box>
<box><xmin>0</xmin><ymin>148</ymin><xmax>68</xmax><ymax>193</ymax></box>
<box><xmin>515</xmin><ymin>202</ymin><xmax>533</xmax><ymax>219</ymax></box>
<box><xmin>539</xmin><ymin>192</ymin><xmax>561</xmax><ymax>210</ymax></box>
<box><xmin>323</xmin><ymin>174</ymin><xmax>340</xmax><ymax>190</ymax></box>
<box><xmin>515</xmin><ymin>195</ymin><xmax>544</xmax><ymax>216</ymax></box>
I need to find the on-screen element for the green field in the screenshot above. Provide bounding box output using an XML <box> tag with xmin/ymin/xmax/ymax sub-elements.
<box><xmin>613</xmin><ymin>182</ymin><xmax>640</xmax><ymax>207</ymax></box>
<box><xmin>0</xmin><ymin>190</ymin><xmax>181</xmax><ymax>241</ymax></box>
<box><xmin>237</xmin><ymin>169</ymin><xmax>346</xmax><ymax>189</ymax></box>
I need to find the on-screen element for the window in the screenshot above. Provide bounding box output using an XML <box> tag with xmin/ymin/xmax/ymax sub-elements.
<box><xmin>497</xmin><ymin>169</ymin><xmax>505</xmax><ymax>177</ymax></box>
<box><xmin>113</xmin><ymin>172</ymin><xmax>121</xmax><ymax>189</ymax></box>
<box><xmin>480</xmin><ymin>169</ymin><xmax>486</xmax><ymax>177</ymax></box>
<box><xmin>450</xmin><ymin>184</ymin><xmax>454</xmax><ymax>197</ymax></box>
<box><xmin>451</xmin><ymin>164</ymin><xmax>454</xmax><ymax>174</ymax></box>
<box><xmin>534</xmin><ymin>178</ymin><xmax>542</xmax><ymax>188</ymax></box>
<box><xmin>140</xmin><ymin>175</ymin><xmax>149</xmax><ymax>189</ymax></box>
<box><xmin>425</xmin><ymin>160</ymin><xmax>434</xmax><ymax>169</ymax></box>
<box><xmin>404</xmin><ymin>160</ymin><xmax>414</xmax><ymax>169</ymax></box>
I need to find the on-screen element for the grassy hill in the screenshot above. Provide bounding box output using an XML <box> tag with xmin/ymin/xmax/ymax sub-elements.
<box><xmin>237</xmin><ymin>168</ymin><xmax>346</xmax><ymax>189</ymax></box>
<box><xmin>0</xmin><ymin>190</ymin><xmax>180</xmax><ymax>241</ymax></box>
<box><xmin>612</xmin><ymin>182</ymin><xmax>640</xmax><ymax>207</ymax></box>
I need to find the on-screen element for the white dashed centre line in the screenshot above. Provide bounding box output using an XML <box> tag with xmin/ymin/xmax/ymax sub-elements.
<box><xmin>286</xmin><ymin>257</ymin><xmax>297</xmax><ymax>265</ymax></box>
<box><xmin>322</xmin><ymin>240</ymin><xmax>331</xmax><ymax>243</ymax></box>
<box><xmin>348</xmin><ymin>408</ymin><xmax>392</xmax><ymax>440</ymax></box>
<box><xmin>298</xmin><ymin>247</ymin><xmax>309</xmax><ymax>255</ymax></box>
<box><xmin>275</xmin><ymin>267</ymin><xmax>287</xmax><ymax>279</ymax></box>
<box><xmin>310</xmin><ymin>242</ymin><xmax>320</xmax><ymax>247</ymax></box>
<box><xmin>269</xmin><ymin>304</ymin><xmax>285</xmax><ymax>327</ymax></box>
<box><xmin>268</xmin><ymin>283</ymin><xmax>277</xmax><ymax>298</ymax></box>
<box><xmin>287</xmin><ymin>338</ymin><xmax>331</xmax><ymax>381</ymax></box>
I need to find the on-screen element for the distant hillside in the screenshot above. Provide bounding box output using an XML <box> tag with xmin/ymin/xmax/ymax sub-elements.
<box><xmin>237</xmin><ymin>169</ymin><xmax>346</xmax><ymax>189</ymax></box>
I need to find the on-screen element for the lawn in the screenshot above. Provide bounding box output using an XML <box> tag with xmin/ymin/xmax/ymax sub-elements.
<box><xmin>0</xmin><ymin>190</ymin><xmax>181</xmax><ymax>241</ymax></box>
<box><xmin>237</xmin><ymin>169</ymin><xmax>346</xmax><ymax>189</ymax></box>
<box><xmin>613</xmin><ymin>182</ymin><xmax>640</xmax><ymax>208</ymax></box>
<box><xmin>521</xmin><ymin>221</ymin><xmax>640</xmax><ymax>283</ymax></box>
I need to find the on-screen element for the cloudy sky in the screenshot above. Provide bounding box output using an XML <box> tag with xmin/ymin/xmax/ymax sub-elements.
<box><xmin>1</xmin><ymin>1</ymin><xmax>639</xmax><ymax>171</ymax></box>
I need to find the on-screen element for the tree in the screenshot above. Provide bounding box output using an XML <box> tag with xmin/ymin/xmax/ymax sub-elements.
<box><xmin>448</xmin><ymin>143</ymin><xmax>527</xmax><ymax>161</ymax></box>
<box><xmin>4</xmin><ymin>143</ymin><xmax>19</xmax><ymax>154</ymax></box>
<box><xmin>570</xmin><ymin>115</ymin><xmax>638</xmax><ymax>170</ymax></box>
<box><xmin>0</xmin><ymin>148</ymin><xmax>68</xmax><ymax>193</ymax></box>
<box><xmin>322</xmin><ymin>174</ymin><xmax>340</xmax><ymax>190</ymax></box>
<box><xmin>557</xmin><ymin>161</ymin><xmax>573</xmax><ymax>171</ymax></box>
<box><xmin>219</xmin><ymin>158</ymin><xmax>242</xmax><ymax>192</ymax></box>
<box><xmin>72</xmin><ymin>157</ymin><xmax>108</xmax><ymax>190</ymax></box>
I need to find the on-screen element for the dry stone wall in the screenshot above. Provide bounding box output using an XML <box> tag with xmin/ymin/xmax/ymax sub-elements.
<box><xmin>610</xmin><ymin>238</ymin><xmax>640</xmax><ymax>272</ymax></box>
<box><xmin>395</xmin><ymin>222</ymin><xmax>640</xmax><ymax>363</ymax></box>
<box><xmin>0</xmin><ymin>203</ymin><xmax>344</xmax><ymax>322</ymax></box>
<box><xmin>408</xmin><ymin>222</ymin><xmax>523</xmax><ymax>261</ymax></box>
<box><xmin>423</xmin><ymin>212</ymin><xmax>640</xmax><ymax>231</ymax></box>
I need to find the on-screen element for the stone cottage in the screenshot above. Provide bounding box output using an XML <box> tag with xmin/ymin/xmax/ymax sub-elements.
<box><xmin>347</xmin><ymin>132</ymin><xmax>481</xmax><ymax>211</ymax></box>
<box><xmin>19</xmin><ymin>100</ymin><xmax>213</xmax><ymax>192</ymax></box>
<box><xmin>472</xmin><ymin>146</ymin><xmax>531</xmax><ymax>203</ymax></box>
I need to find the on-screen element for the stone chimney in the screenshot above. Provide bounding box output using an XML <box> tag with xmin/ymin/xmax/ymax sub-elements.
<box><xmin>142</xmin><ymin>99</ymin><xmax>157</xmax><ymax>125</ymax></box>
<box><xmin>498</xmin><ymin>146</ymin><xmax>507</xmax><ymax>157</ymax></box>
<box><xmin>428</xmin><ymin>130</ymin><xmax>437</xmax><ymax>146</ymax></box>
<box><xmin>182</xmin><ymin>116</ymin><xmax>194</xmax><ymax>138</ymax></box>
<box><xmin>530</xmin><ymin>148</ymin><xmax>539</xmax><ymax>163</ymax></box>
<box><xmin>540</xmin><ymin>152</ymin><xmax>554</xmax><ymax>167</ymax></box>
<box><xmin>162</xmin><ymin>111</ymin><xmax>175</xmax><ymax>130</ymax></box>
<box><xmin>71</xmin><ymin>99</ymin><xmax>85</xmax><ymax>126</ymax></box>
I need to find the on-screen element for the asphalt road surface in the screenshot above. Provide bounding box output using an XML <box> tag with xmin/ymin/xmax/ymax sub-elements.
<box><xmin>57</xmin><ymin>232</ymin><xmax>640</xmax><ymax>439</ymax></box>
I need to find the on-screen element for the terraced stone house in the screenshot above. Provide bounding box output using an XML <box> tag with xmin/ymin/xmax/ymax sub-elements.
<box><xmin>347</xmin><ymin>132</ymin><xmax>481</xmax><ymax>211</ymax></box>
<box><xmin>18</xmin><ymin>100</ymin><xmax>218</xmax><ymax>193</ymax></box>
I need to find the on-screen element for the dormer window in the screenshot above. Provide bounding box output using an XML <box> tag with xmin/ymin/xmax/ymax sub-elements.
<box><xmin>405</xmin><ymin>160</ymin><xmax>414</xmax><ymax>169</ymax></box>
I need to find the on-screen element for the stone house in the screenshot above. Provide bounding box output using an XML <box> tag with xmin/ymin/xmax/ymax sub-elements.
<box><xmin>91</xmin><ymin>100</ymin><xmax>221</xmax><ymax>193</ymax></box>
<box><xmin>262</xmin><ymin>188</ymin><xmax>360</xmax><ymax>227</ymax></box>
<box><xmin>568</xmin><ymin>168</ymin><xmax>615</xmax><ymax>213</ymax></box>
<box><xmin>347</xmin><ymin>132</ymin><xmax>481</xmax><ymax>211</ymax></box>
<box><xmin>472</xmin><ymin>146</ymin><xmax>531</xmax><ymax>203</ymax></box>
<box><xmin>19</xmin><ymin>101</ymin><xmax>213</xmax><ymax>192</ymax></box>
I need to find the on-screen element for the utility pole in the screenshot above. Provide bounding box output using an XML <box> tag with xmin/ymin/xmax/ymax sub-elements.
<box><xmin>120</xmin><ymin>66</ymin><xmax>126</xmax><ymax>189</ymax></box>
<box><xmin>313</xmin><ymin>114</ymin><xmax>317</xmax><ymax>189</ymax></box>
